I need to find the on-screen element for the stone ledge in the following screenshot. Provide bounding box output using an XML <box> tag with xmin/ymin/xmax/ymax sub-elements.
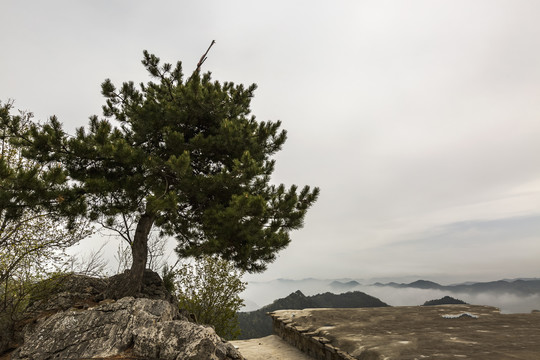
<box><xmin>270</xmin><ymin>310</ymin><xmax>355</xmax><ymax>360</ymax></box>
<box><xmin>270</xmin><ymin>305</ymin><xmax>540</xmax><ymax>360</ymax></box>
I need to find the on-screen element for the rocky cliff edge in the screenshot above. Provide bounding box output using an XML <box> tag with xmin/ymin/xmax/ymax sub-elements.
<box><xmin>1</xmin><ymin>272</ymin><xmax>243</xmax><ymax>360</ymax></box>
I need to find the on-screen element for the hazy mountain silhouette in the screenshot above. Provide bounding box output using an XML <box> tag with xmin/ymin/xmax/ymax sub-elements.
<box><xmin>373</xmin><ymin>278</ymin><xmax>540</xmax><ymax>296</ymax></box>
<box><xmin>329</xmin><ymin>280</ymin><xmax>361</xmax><ymax>292</ymax></box>
<box><xmin>241</xmin><ymin>277</ymin><xmax>540</xmax><ymax>316</ymax></box>
<box><xmin>423</xmin><ymin>296</ymin><xmax>467</xmax><ymax>306</ymax></box>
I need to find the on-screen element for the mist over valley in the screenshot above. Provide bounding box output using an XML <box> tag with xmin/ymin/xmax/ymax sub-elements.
<box><xmin>240</xmin><ymin>277</ymin><xmax>540</xmax><ymax>314</ymax></box>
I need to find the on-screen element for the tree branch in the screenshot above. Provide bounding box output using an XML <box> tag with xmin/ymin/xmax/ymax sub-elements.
<box><xmin>195</xmin><ymin>40</ymin><xmax>216</xmax><ymax>73</ymax></box>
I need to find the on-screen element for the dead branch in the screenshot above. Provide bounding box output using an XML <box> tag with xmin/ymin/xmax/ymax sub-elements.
<box><xmin>195</xmin><ymin>40</ymin><xmax>216</xmax><ymax>73</ymax></box>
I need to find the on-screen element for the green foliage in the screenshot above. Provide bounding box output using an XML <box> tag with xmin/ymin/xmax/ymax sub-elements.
<box><xmin>0</xmin><ymin>103</ymin><xmax>81</xmax><ymax>224</ymax></box>
<box><xmin>0</xmin><ymin>101</ymin><xmax>91</xmax><ymax>323</ymax></box>
<box><xmin>175</xmin><ymin>256</ymin><xmax>246</xmax><ymax>340</ymax></box>
<box><xmin>161</xmin><ymin>264</ymin><xmax>176</xmax><ymax>294</ymax></box>
<box><xmin>4</xmin><ymin>51</ymin><xmax>319</xmax><ymax>279</ymax></box>
<box><xmin>237</xmin><ymin>311</ymin><xmax>271</xmax><ymax>340</ymax></box>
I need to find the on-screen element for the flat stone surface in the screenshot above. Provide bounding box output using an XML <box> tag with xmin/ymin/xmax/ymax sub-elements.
<box><xmin>271</xmin><ymin>305</ymin><xmax>540</xmax><ymax>359</ymax></box>
<box><xmin>230</xmin><ymin>335</ymin><xmax>314</xmax><ymax>360</ymax></box>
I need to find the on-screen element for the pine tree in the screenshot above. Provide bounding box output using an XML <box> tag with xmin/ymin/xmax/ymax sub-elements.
<box><xmin>5</xmin><ymin>51</ymin><xmax>319</xmax><ymax>296</ymax></box>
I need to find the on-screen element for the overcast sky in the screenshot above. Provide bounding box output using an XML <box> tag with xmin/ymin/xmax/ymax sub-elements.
<box><xmin>1</xmin><ymin>0</ymin><xmax>539</xmax><ymax>284</ymax></box>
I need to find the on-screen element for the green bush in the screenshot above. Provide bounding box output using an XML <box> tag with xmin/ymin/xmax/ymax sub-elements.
<box><xmin>174</xmin><ymin>256</ymin><xmax>246</xmax><ymax>340</ymax></box>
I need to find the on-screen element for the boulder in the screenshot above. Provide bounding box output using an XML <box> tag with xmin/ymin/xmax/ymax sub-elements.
<box><xmin>2</xmin><ymin>272</ymin><xmax>243</xmax><ymax>360</ymax></box>
<box><xmin>24</xmin><ymin>274</ymin><xmax>109</xmax><ymax>315</ymax></box>
<box><xmin>0</xmin><ymin>274</ymin><xmax>110</xmax><ymax>355</ymax></box>
<box><xmin>12</xmin><ymin>297</ymin><xmax>243</xmax><ymax>360</ymax></box>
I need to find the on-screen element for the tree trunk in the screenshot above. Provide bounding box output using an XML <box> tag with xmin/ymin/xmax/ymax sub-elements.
<box><xmin>130</xmin><ymin>212</ymin><xmax>155</xmax><ymax>289</ymax></box>
<box><xmin>111</xmin><ymin>213</ymin><xmax>155</xmax><ymax>298</ymax></box>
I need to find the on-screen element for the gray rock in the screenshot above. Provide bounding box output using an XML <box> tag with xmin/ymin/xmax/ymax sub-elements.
<box><xmin>12</xmin><ymin>297</ymin><xmax>243</xmax><ymax>360</ymax></box>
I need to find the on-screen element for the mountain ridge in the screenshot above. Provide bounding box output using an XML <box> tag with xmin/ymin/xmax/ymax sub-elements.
<box><xmin>373</xmin><ymin>278</ymin><xmax>540</xmax><ymax>295</ymax></box>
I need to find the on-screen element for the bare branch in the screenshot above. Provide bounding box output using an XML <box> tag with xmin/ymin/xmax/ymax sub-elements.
<box><xmin>195</xmin><ymin>40</ymin><xmax>216</xmax><ymax>73</ymax></box>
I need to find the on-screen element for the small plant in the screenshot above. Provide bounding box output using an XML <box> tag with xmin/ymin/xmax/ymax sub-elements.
<box><xmin>174</xmin><ymin>256</ymin><xmax>246</xmax><ymax>340</ymax></box>
<box><xmin>161</xmin><ymin>264</ymin><xmax>176</xmax><ymax>294</ymax></box>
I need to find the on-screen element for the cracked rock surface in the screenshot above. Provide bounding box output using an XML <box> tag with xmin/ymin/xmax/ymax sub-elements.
<box><xmin>271</xmin><ymin>305</ymin><xmax>540</xmax><ymax>360</ymax></box>
<box><xmin>12</xmin><ymin>297</ymin><xmax>243</xmax><ymax>360</ymax></box>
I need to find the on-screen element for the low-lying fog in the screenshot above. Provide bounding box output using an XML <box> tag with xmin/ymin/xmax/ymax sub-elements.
<box><xmin>240</xmin><ymin>279</ymin><xmax>540</xmax><ymax>314</ymax></box>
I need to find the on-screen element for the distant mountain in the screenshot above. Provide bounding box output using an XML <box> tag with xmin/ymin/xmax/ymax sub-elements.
<box><xmin>423</xmin><ymin>296</ymin><xmax>467</xmax><ymax>306</ymax></box>
<box><xmin>241</xmin><ymin>299</ymin><xmax>259</xmax><ymax>312</ymax></box>
<box><xmin>237</xmin><ymin>290</ymin><xmax>388</xmax><ymax>339</ymax></box>
<box><xmin>329</xmin><ymin>280</ymin><xmax>361</xmax><ymax>292</ymax></box>
<box><xmin>373</xmin><ymin>279</ymin><xmax>442</xmax><ymax>290</ymax></box>
<box><xmin>241</xmin><ymin>276</ymin><xmax>540</xmax><ymax>316</ymax></box>
<box><xmin>407</xmin><ymin>280</ymin><xmax>443</xmax><ymax>289</ymax></box>
<box><xmin>373</xmin><ymin>278</ymin><xmax>540</xmax><ymax>296</ymax></box>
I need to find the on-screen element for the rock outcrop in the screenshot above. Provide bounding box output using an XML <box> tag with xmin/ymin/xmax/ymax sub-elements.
<box><xmin>12</xmin><ymin>297</ymin><xmax>241</xmax><ymax>360</ymax></box>
<box><xmin>3</xmin><ymin>272</ymin><xmax>244</xmax><ymax>360</ymax></box>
